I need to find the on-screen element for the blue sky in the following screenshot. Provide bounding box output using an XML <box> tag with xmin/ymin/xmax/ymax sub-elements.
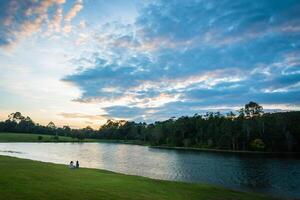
<box><xmin>0</xmin><ymin>0</ymin><xmax>299</xmax><ymax>128</ymax></box>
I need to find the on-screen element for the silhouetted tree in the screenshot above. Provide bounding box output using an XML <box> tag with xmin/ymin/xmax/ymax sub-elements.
<box><xmin>244</xmin><ymin>101</ymin><xmax>263</xmax><ymax>117</ymax></box>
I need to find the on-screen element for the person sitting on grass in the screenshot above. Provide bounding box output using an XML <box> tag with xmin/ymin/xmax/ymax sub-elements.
<box><xmin>69</xmin><ymin>161</ymin><xmax>75</xmax><ymax>169</ymax></box>
<box><xmin>76</xmin><ymin>160</ymin><xmax>79</xmax><ymax>168</ymax></box>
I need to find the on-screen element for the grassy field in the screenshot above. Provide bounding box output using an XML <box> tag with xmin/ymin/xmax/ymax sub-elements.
<box><xmin>0</xmin><ymin>132</ymin><xmax>149</xmax><ymax>145</ymax></box>
<box><xmin>0</xmin><ymin>132</ymin><xmax>99</xmax><ymax>142</ymax></box>
<box><xmin>0</xmin><ymin>156</ymin><xmax>279</xmax><ymax>200</ymax></box>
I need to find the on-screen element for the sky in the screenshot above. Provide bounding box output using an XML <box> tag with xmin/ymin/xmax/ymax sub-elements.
<box><xmin>0</xmin><ymin>0</ymin><xmax>300</xmax><ymax>129</ymax></box>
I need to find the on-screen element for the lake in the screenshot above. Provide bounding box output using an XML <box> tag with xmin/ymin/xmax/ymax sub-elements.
<box><xmin>0</xmin><ymin>142</ymin><xmax>299</xmax><ymax>198</ymax></box>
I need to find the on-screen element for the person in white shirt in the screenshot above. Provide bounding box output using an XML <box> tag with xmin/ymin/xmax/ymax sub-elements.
<box><xmin>69</xmin><ymin>161</ymin><xmax>75</xmax><ymax>169</ymax></box>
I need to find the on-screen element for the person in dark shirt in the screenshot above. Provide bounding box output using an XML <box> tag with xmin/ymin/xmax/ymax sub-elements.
<box><xmin>76</xmin><ymin>160</ymin><xmax>79</xmax><ymax>168</ymax></box>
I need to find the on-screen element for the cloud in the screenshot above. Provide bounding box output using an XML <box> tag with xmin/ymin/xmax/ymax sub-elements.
<box><xmin>59</xmin><ymin>112</ymin><xmax>107</xmax><ymax>121</ymax></box>
<box><xmin>60</xmin><ymin>0</ymin><xmax>300</xmax><ymax>121</ymax></box>
<box><xmin>78</xmin><ymin>20</ymin><xmax>86</xmax><ymax>29</ymax></box>
<box><xmin>0</xmin><ymin>0</ymin><xmax>299</xmax><ymax>123</ymax></box>
<box><xmin>0</xmin><ymin>0</ymin><xmax>68</xmax><ymax>49</ymax></box>
<box><xmin>47</xmin><ymin>7</ymin><xmax>63</xmax><ymax>35</ymax></box>
<box><xmin>0</xmin><ymin>0</ymin><xmax>298</xmax><ymax>125</ymax></box>
<box><xmin>0</xmin><ymin>0</ymin><xmax>86</xmax><ymax>49</ymax></box>
<box><xmin>63</xmin><ymin>24</ymin><xmax>73</xmax><ymax>33</ymax></box>
<box><xmin>63</xmin><ymin>0</ymin><xmax>83</xmax><ymax>33</ymax></box>
<box><xmin>102</xmin><ymin>106</ymin><xmax>146</xmax><ymax>120</ymax></box>
<box><xmin>65</xmin><ymin>0</ymin><xmax>83</xmax><ymax>22</ymax></box>
<box><xmin>136</xmin><ymin>0</ymin><xmax>300</xmax><ymax>45</ymax></box>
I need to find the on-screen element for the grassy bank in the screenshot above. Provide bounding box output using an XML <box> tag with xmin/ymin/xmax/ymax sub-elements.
<box><xmin>0</xmin><ymin>132</ymin><xmax>99</xmax><ymax>142</ymax></box>
<box><xmin>0</xmin><ymin>156</ymin><xmax>278</xmax><ymax>200</ymax></box>
<box><xmin>0</xmin><ymin>132</ymin><xmax>147</xmax><ymax>144</ymax></box>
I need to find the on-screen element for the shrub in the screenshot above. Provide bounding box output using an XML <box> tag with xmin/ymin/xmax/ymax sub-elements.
<box><xmin>250</xmin><ymin>138</ymin><xmax>265</xmax><ymax>151</ymax></box>
<box><xmin>51</xmin><ymin>136</ymin><xmax>59</xmax><ymax>140</ymax></box>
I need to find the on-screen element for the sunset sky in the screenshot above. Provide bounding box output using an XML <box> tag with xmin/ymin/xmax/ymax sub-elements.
<box><xmin>0</xmin><ymin>0</ymin><xmax>299</xmax><ymax>128</ymax></box>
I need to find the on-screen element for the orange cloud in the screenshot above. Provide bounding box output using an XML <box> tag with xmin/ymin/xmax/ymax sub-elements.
<box><xmin>2</xmin><ymin>0</ymin><xmax>67</xmax><ymax>49</ymax></box>
<box><xmin>63</xmin><ymin>0</ymin><xmax>84</xmax><ymax>33</ymax></box>
<box><xmin>47</xmin><ymin>7</ymin><xmax>63</xmax><ymax>34</ymax></box>
<box><xmin>59</xmin><ymin>112</ymin><xmax>108</xmax><ymax>121</ymax></box>
<box><xmin>65</xmin><ymin>0</ymin><xmax>83</xmax><ymax>22</ymax></box>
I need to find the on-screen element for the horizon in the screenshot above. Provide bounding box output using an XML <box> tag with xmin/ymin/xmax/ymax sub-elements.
<box><xmin>1</xmin><ymin>104</ymin><xmax>298</xmax><ymax>130</ymax></box>
<box><xmin>1</xmin><ymin>0</ymin><xmax>300</xmax><ymax>129</ymax></box>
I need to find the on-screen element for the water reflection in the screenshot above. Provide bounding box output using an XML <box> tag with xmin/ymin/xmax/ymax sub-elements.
<box><xmin>0</xmin><ymin>142</ymin><xmax>299</xmax><ymax>199</ymax></box>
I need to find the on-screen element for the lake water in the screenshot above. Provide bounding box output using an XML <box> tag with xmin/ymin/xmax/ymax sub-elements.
<box><xmin>0</xmin><ymin>142</ymin><xmax>299</xmax><ymax>198</ymax></box>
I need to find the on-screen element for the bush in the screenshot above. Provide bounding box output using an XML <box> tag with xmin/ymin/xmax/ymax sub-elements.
<box><xmin>51</xmin><ymin>136</ymin><xmax>59</xmax><ymax>140</ymax></box>
<box><xmin>37</xmin><ymin>136</ymin><xmax>43</xmax><ymax>141</ymax></box>
<box><xmin>250</xmin><ymin>139</ymin><xmax>265</xmax><ymax>151</ymax></box>
<box><xmin>183</xmin><ymin>138</ymin><xmax>192</xmax><ymax>147</ymax></box>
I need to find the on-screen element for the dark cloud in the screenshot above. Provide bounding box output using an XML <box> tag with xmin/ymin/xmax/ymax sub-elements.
<box><xmin>103</xmin><ymin>106</ymin><xmax>146</xmax><ymax>119</ymax></box>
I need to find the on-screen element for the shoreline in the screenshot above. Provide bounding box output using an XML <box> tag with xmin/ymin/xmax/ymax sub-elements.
<box><xmin>149</xmin><ymin>146</ymin><xmax>300</xmax><ymax>154</ymax></box>
<box><xmin>1</xmin><ymin>132</ymin><xmax>300</xmax><ymax>154</ymax></box>
<box><xmin>0</xmin><ymin>155</ymin><xmax>279</xmax><ymax>200</ymax></box>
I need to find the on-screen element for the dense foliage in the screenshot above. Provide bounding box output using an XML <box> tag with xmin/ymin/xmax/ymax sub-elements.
<box><xmin>1</xmin><ymin>102</ymin><xmax>299</xmax><ymax>152</ymax></box>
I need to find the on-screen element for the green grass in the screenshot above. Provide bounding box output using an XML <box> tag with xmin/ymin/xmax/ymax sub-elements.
<box><xmin>0</xmin><ymin>155</ymin><xmax>279</xmax><ymax>200</ymax></box>
<box><xmin>0</xmin><ymin>132</ymin><xmax>99</xmax><ymax>142</ymax></box>
<box><xmin>0</xmin><ymin>132</ymin><xmax>148</xmax><ymax>144</ymax></box>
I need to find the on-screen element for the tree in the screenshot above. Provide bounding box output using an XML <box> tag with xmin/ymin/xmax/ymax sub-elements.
<box><xmin>47</xmin><ymin>121</ymin><xmax>57</xmax><ymax>136</ymax></box>
<box><xmin>1</xmin><ymin>106</ymin><xmax>300</xmax><ymax>153</ymax></box>
<box><xmin>63</xmin><ymin>126</ymin><xmax>71</xmax><ymax>131</ymax></box>
<box><xmin>226</xmin><ymin>111</ymin><xmax>236</xmax><ymax>120</ymax></box>
<box><xmin>237</xmin><ymin>108</ymin><xmax>245</xmax><ymax>118</ymax></box>
<box><xmin>47</xmin><ymin>121</ymin><xmax>56</xmax><ymax>129</ymax></box>
<box><xmin>8</xmin><ymin>112</ymin><xmax>25</xmax><ymax>123</ymax></box>
<box><xmin>244</xmin><ymin>101</ymin><xmax>263</xmax><ymax>117</ymax></box>
<box><xmin>62</xmin><ymin>126</ymin><xmax>71</xmax><ymax>136</ymax></box>
<box><xmin>18</xmin><ymin>116</ymin><xmax>35</xmax><ymax>132</ymax></box>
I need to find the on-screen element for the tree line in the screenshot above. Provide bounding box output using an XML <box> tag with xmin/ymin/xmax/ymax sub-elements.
<box><xmin>0</xmin><ymin>102</ymin><xmax>299</xmax><ymax>152</ymax></box>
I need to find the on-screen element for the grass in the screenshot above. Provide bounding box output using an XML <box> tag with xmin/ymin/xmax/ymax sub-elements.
<box><xmin>0</xmin><ymin>132</ymin><xmax>99</xmax><ymax>142</ymax></box>
<box><xmin>0</xmin><ymin>155</ymin><xmax>279</xmax><ymax>200</ymax></box>
<box><xmin>0</xmin><ymin>132</ymin><xmax>148</xmax><ymax>145</ymax></box>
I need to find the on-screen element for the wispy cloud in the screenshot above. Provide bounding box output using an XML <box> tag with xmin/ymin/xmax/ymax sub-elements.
<box><xmin>0</xmin><ymin>0</ymin><xmax>85</xmax><ymax>49</ymax></box>
<box><xmin>46</xmin><ymin>7</ymin><xmax>63</xmax><ymax>35</ymax></box>
<box><xmin>63</xmin><ymin>0</ymin><xmax>83</xmax><ymax>33</ymax></box>
<box><xmin>59</xmin><ymin>112</ymin><xmax>107</xmax><ymax>121</ymax></box>
<box><xmin>65</xmin><ymin>0</ymin><xmax>83</xmax><ymax>22</ymax></box>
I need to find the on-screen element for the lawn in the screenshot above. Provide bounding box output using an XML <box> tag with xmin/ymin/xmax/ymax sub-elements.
<box><xmin>0</xmin><ymin>132</ymin><xmax>99</xmax><ymax>142</ymax></box>
<box><xmin>0</xmin><ymin>155</ymin><xmax>279</xmax><ymax>200</ymax></box>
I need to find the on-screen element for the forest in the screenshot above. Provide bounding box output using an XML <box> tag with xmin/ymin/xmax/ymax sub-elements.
<box><xmin>0</xmin><ymin>102</ymin><xmax>299</xmax><ymax>152</ymax></box>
